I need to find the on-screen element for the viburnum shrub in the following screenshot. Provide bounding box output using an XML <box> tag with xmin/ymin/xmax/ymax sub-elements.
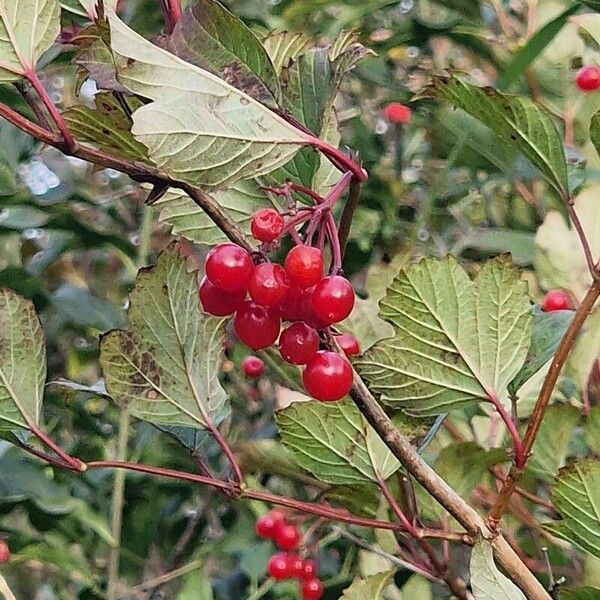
<box><xmin>1</xmin><ymin>1</ymin><xmax>600</xmax><ymax>599</ymax></box>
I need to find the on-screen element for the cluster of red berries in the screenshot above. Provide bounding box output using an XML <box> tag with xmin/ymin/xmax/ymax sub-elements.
<box><xmin>200</xmin><ymin>209</ymin><xmax>361</xmax><ymax>402</ymax></box>
<box><xmin>0</xmin><ymin>540</ymin><xmax>9</xmax><ymax>564</ymax></box>
<box><xmin>541</xmin><ymin>289</ymin><xmax>570</xmax><ymax>312</ymax></box>
<box><xmin>575</xmin><ymin>65</ymin><xmax>600</xmax><ymax>92</ymax></box>
<box><xmin>255</xmin><ymin>509</ymin><xmax>323</xmax><ymax>600</ymax></box>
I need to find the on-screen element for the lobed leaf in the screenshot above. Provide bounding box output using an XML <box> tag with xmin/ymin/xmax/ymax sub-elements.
<box><xmin>0</xmin><ymin>0</ymin><xmax>60</xmax><ymax>82</ymax></box>
<box><xmin>262</xmin><ymin>31</ymin><xmax>311</xmax><ymax>74</ymax></box>
<box><xmin>544</xmin><ymin>459</ymin><xmax>600</xmax><ymax>559</ymax></box>
<box><xmin>470</xmin><ymin>539</ymin><xmax>527</xmax><ymax>600</ymax></box>
<box><xmin>0</xmin><ymin>289</ymin><xmax>45</xmax><ymax>431</ymax></box>
<box><xmin>100</xmin><ymin>243</ymin><xmax>228</xmax><ymax>429</ymax></box>
<box><xmin>276</xmin><ymin>399</ymin><xmax>399</xmax><ymax>485</ymax></box>
<box><xmin>106</xmin><ymin>10</ymin><xmax>309</xmax><ymax>189</ymax></box>
<box><xmin>355</xmin><ymin>256</ymin><xmax>532</xmax><ymax>416</ymax></box>
<box><xmin>424</xmin><ymin>76</ymin><xmax>569</xmax><ymax>198</ymax></box>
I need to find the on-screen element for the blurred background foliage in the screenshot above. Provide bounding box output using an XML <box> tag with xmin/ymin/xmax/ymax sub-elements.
<box><xmin>1</xmin><ymin>0</ymin><xmax>600</xmax><ymax>598</ymax></box>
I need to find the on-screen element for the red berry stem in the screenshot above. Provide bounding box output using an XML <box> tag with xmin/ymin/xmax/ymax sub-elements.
<box><xmin>488</xmin><ymin>392</ymin><xmax>526</xmax><ymax>469</ymax></box>
<box><xmin>325</xmin><ymin>212</ymin><xmax>343</xmax><ymax>273</ymax></box>
<box><xmin>29</xmin><ymin>424</ymin><xmax>86</xmax><ymax>471</ymax></box>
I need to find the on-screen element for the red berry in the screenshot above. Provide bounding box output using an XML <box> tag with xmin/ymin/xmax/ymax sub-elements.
<box><xmin>248</xmin><ymin>263</ymin><xmax>289</xmax><ymax>307</ymax></box>
<box><xmin>336</xmin><ymin>333</ymin><xmax>360</xmax><ymax>357</ymax></box>
<box><xmin>312</xmin><ymin>275</ymin><xmax>355</xmax><ymax>324</ymax></box>
<box><xmin>242</xmin><ymin>356</ymin><xmax>266</xmax><ymax>378</ymax></box>
<box><xmin>199</xmin><ymin>276</ymin><xmax>245</xmax><ymax>316</ymax></box>
<box><xmin>576</xmin><ymin>65</ymin><xmax>600</xmax><ymax>92</ymax></box>
<box><xmin>0</xmin><ymin>540</ymin><xmax>8</xmax><ymax>564</ymax></box>
<box><xmin>541</xmin><ymin>290</ymin><xmax>570</xmax><ymax>312</ymax></box>
<box><xmin>278</xmin><ymin>285</ymin><xmax>323</xmax><ymax>328</ymax></box>
<box><xmin>234</xmin><ymin>301</ymin><xmax>281</xmax><ymax>350</ymax></box>
<box><xmin>251</xmin><ymin>208</ymin><xmax>285</xmax><ymax>243</ymax></box>
<box><xmin>383</xmin><ymin>102</ymin><xmax>412</xmax><ymax>124</ymax></box>
<box><xmin>255</xmin><ymin>509</ymin><xmax>286</xmax><ymax>539</ymax></box>
<box><xmin>299</xmin><ymin>559</ymin><xmax>318</xmax><ymax>580</ymax></box>
<box><xmin>303</xmin><ymin>351</ymin><xmax>353</xmax><ymax>401</ymax></box>
<box><xmin>275</xmin><ymin>523</ymin><xmax>302</xmax><ymax>551</ymax></box>
<box><xmin>284</xmin><ymin>246</ymin><xmax>323</xmax><ymax>289</ymax></box>
<box><xmin>279</xmin><ymin>322</ymin><xmax>320</xmax><ymax>365</ymax></box>
<box><xmin>205</xmin><ymin>243</ymin><xmax>253</xmax><ymax>292</ymax></box>
<box><xmin>267</xmin><ymin>552</ymin><xmax>294</xmax><ymax>580</ymax></box>
<box><xmin>301</xmin><ymin>578</ymin><xmax>324</xmax><ymax>600</ymax></box>
<box><xmin>289</xmin><ymin>554</ymin><xmax>306</xmax><ymax>578</ymax></box>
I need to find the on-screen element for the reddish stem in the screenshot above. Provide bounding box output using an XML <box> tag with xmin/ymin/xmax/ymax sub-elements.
<box><xmin>488</xmin><ymin>393</ymin><xmax>525</xmax><ymax>469</ymax></box>
<box><xmin>25</xmin><ymin>69</ymin><xmax>75</xmax><ymax>150</ymax></box>
<box><xmin>204</xmin><ymin>421</ymin><xmax>243</xmax><ymax>487</ymax></box>
<box><xmin>325</xmin><ymin>213</ymin><xmax>343</xmax><ymax>273</ymax></box>
<box><xmin>160</xmin><ymin>0</ymin><xmax>183</xmax><ymax>33</ymax></box>
<box><xmin>308</xmin><ymin>137</ymin><xmax>367</xmax><ymax>182</ymax></box>
<box><xmin>29</xmin><ymin>424</ymin><xmax>85</xmax><ymax>471</ymax></box>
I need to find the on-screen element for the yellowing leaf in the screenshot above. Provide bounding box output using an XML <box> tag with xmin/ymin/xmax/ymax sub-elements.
<box><xmin>0</xmin><ymin>0</ymin><xmax>60</xmax><ymax>82</ymax></box>
<box><xmin>0</xmin><ymin>289</ymin><xmax>45</xmax><ymax>431</ymax></box>
<box><xmin>356</xmin><ymin>256</ymin><xmax>532</xmax><ymax>416</ymax></box>
<box><xmin>100</xmin><ymin>244</ymin><xmax>228</xmax><ymax>429</ymax></box>
<box><xmin>341</xmin><ymin>570</ymin><xmax>396</xmax><ymax>599</ymax></box>
<box><xmin>106</xmin><ymin>10</ymin><xmax>310</xmax><ymax>189</ymax></box>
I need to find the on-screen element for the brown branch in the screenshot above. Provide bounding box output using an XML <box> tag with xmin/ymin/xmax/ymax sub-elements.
<box><xmin>565</xmin><ymin>199</ymin><xmax>599</xmax><ymax>281</ymax></box>
<box><xmin>489</xmin><ymin>277</ymin><xmax>600</xmax><ymax>523</ymax></box>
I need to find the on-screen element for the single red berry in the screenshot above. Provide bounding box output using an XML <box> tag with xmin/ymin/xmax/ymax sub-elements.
<box><xmin>251</xmin><ymin>208</ymin><xmax>285</xmax><ymax>243</ymax></box>
<box><xmin>289</xmin><ymin>554</ymin><xmax>306</xmax><ymax>578</ymax></box>
<box><xmin>0</xmin><ymin>540</ymin><xmax>8</xmax><ymax>564</ymax></box>
<box><xmin>301</xmin><ymin>578</ymin><xmax>324</xmax><ymax>600</ymax></box>
<box><xmin>312</xmin><ymin>275</ymin><xmax>355</xmax><ymax>324</ymax></box>
<box><xmin>267</xmin><ymin>552</ymin><xmax>294</xmax><ymax>580</ymax></box>
<box><xmin>275</xmin><ymin>523</ymin><xmax>302</xmax><ymax>551</ymax></box>
<box><xmin>303</xmin><ymin>351</ymin><xmax>353</xmax><ymax>401</ymax></box>
<box><xmin>248</xmin><ymin>262</ymin><xmax>289</xmax><ymax>307</ymax></box>
<box><xmin>299</xmin><ymin>559</ymin><xmax>318</xmax><ymax>580</ymax></box>
<box><xmin>541</xmin><ymin>289</ymin><xmax>570</xmax><ymax>312</ymax></box>
<box><xmin>284</xmin><ymin>246</ymin><xmax>324</xmax><ymax>289</ymax></box>
<box><xmin>336</xmin><ymin>333</ymin><xmax>361</xmax><ymax>357</ymax></box>
<box><xmin>199</xmin><ymin>276</ymin><xmax>245</xmax><ymax>316</ymax></box>
<box><xmin>242</xmin><ymin>356</ymin><xmax>266</xmax><ymax>378</ymax></box>
<box><xmin>279</xmin><ymin>322</ymin><xmax>320</xmax><ymax>365</ymax></box>
<box><xmin>576</xmin><ymin>65</ymin><xmax>600</xmax><ymax>92</ymax></box>
<box><xmin>205</xmin><ymin>243</ymin><xmax>253</xmax><ymax>292</ymax></box>
<box><xmin>383</xmin><ymin>102</ymin><xmax>412</xmax><ymax>124</ymax></box>
<box><xmin>234</xmin><ymin>301</ymin><xmax>281</xmax><ymax>350</ymax></box>
<box><xmin>255</xmin><ymin>509</ymin><xmax>286</xmax><ymax>539</ymax></box>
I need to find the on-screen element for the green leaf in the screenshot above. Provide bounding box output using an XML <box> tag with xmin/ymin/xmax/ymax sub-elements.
<box><xmin>60</xmin><ymin>0</ymin><xmax>118</xmax><ymax>18</ymax></box>
<box><xmin>276</xmin><ymin>399</ymin><xmax>400</xmax><ymax>485</ymax></box>
<box><xmin>567</xmin><ymin>308</ymin><xmax>600</xmax><ymax>393</ymax></box>
<box><xmin>581</xmin><ymin>1</ymin><xmax>600</xmax><ymax>12</ymax></box>
<box><xmin>151</xmin><ymin>181</ymin><xmax>272</xmax><ymax>246</ymax></box>
<box><xmin>591</xmin><ymin>111</ymin><xmax>600</xmax><ymax>162</ymax></box>
<box><xmin>452</xmin><ymin>228</ymin><xmax>535</xmax><ymax>266</ymax></box>
<box><xmin>0</xmin><ymin>289</ymin><xmax>45</xmax><ymax>431</ymax></box>
<box><xmin>544</xmin><ymin>459</ymin><xmax>600</xmax><ymax>558</ymax></box>
<box><xmin>355</xmin><ymin>256</ymin><xmax>532</xmax><ymax>416</ymax></box>
<box><xmin>0</xmin><ymin>0</ymin><xmax>60</xmax><ymax>82</ymax></box>
<box><xmin>107</xmin><ymin>10</ymin><xmax>309</xmax><ymax>189</ymax></box>
<box><xmin>62</xmin><ymin>93</ymin><xmax>149</xmax><ymax>162</ymax></box>
<box><xmin>561</xmin><ymin>587</ymin><xmax>600</xmax><ymax>600</ymax></box>
<box><xmin>100</xmin><ymin>243</ymin><xmax>229</xmax><ymax>429</ymax></box>
<box><xmin>157</xmin><ymin>0</ymin><xmax>281</xmax><ymax>106</ymax></box>
<box><xmin>528</xmin><ymin>405</ymin><xmax>579</xmax><ymax>478</ymax></box>
<box><xmin>470</xmin><ymin>539</ymin><xmax>527</xmax><ymax>600</ymax></box>
<box><xmin>424</xmin><ymin>76</ymin><xmax>569</xmax><ymax>198</ymax></box>
<box><xmin>341</xmin><ymin>570</ymin><xmax>396</xmax><ymax>599</ymax></box>
<box><xmin>430</xmin><ymin>0</ymin><xmax>481</xmax><ymax>19</ymax></box>
<box><xmin>262</xmin><ymin>31</ymin><xmax>311</xmax><ymax>74</ymax></box>
<box><xmin>497</xmin><ymin>4</ymin><xmax>580</xmax><ymax>91</ymax></box>
<box><xmin>584</xmin><ymin>407</ymin><xmax>600</xmax><ymax>454</ymax></box>
<box><xmin>509</xmin><ymin>305</ymin><xmax>573</xmax><ymax>393</ymax></box>
<box><xmin>177</xmin><ymin>570</ymin><xmax>214</xmax><ymax>600</ymax></box>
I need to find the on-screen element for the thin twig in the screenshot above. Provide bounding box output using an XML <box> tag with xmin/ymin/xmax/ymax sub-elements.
<box><xmin>338</xmin><ymin>179</ymin><xmax>361</xmax><ymax>256</ymax></box>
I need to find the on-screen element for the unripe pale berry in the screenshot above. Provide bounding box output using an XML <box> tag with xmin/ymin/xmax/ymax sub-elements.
<box><xmin>303</xmin><ymin>351</ymin><xmax>353</xmax><ymax>401</ymax></box>
<box><xmin>312</xmin><ymin>275</ymin><xmax>355</xmax><ymax>324</ymax></box>
<box><xmin>284</xmin><ymin>246</ymin><xmax>324</xmax><ymax>289</ymax></box>
<box><xmin>205</xmin><ymin>243</ymin><xmax>253</xmax><ymax>292</ymax></box>
<box><xmin>279</xmin><ymin>322</ymin><xmax>320</xmax><ymax>365</ymax></box>
<box><xmin>234</xmin><ymin>301</ymin><xmax>281</xmax><ymax>350</ymax></box>
<box><xmin>242</xmin><ymin>356</ymin><xmax>266</xmax><ymax>378</ymax></box>
<box><xmin>541</xmin><ymin>289</ymin><xmax>570</xmax><ymax>312</ymax></box>
<box><xmin>199</xmin><ymin>276</ymin><xmax>245</xmax><ymax>316</ymax></box>
<box><xmin>576</xmin><ymin>65</ymin><xmax>600</xmax><ymax>92</ymax></box>
<box><xmin>251</xmin><ymin>208</ymin><xmax>285</xmax><ymax>242</ymax></box>
<box><xmin>383</xmin><ymin>102</ymin><xmax>412</xmax><ymax>124</ymax></box>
